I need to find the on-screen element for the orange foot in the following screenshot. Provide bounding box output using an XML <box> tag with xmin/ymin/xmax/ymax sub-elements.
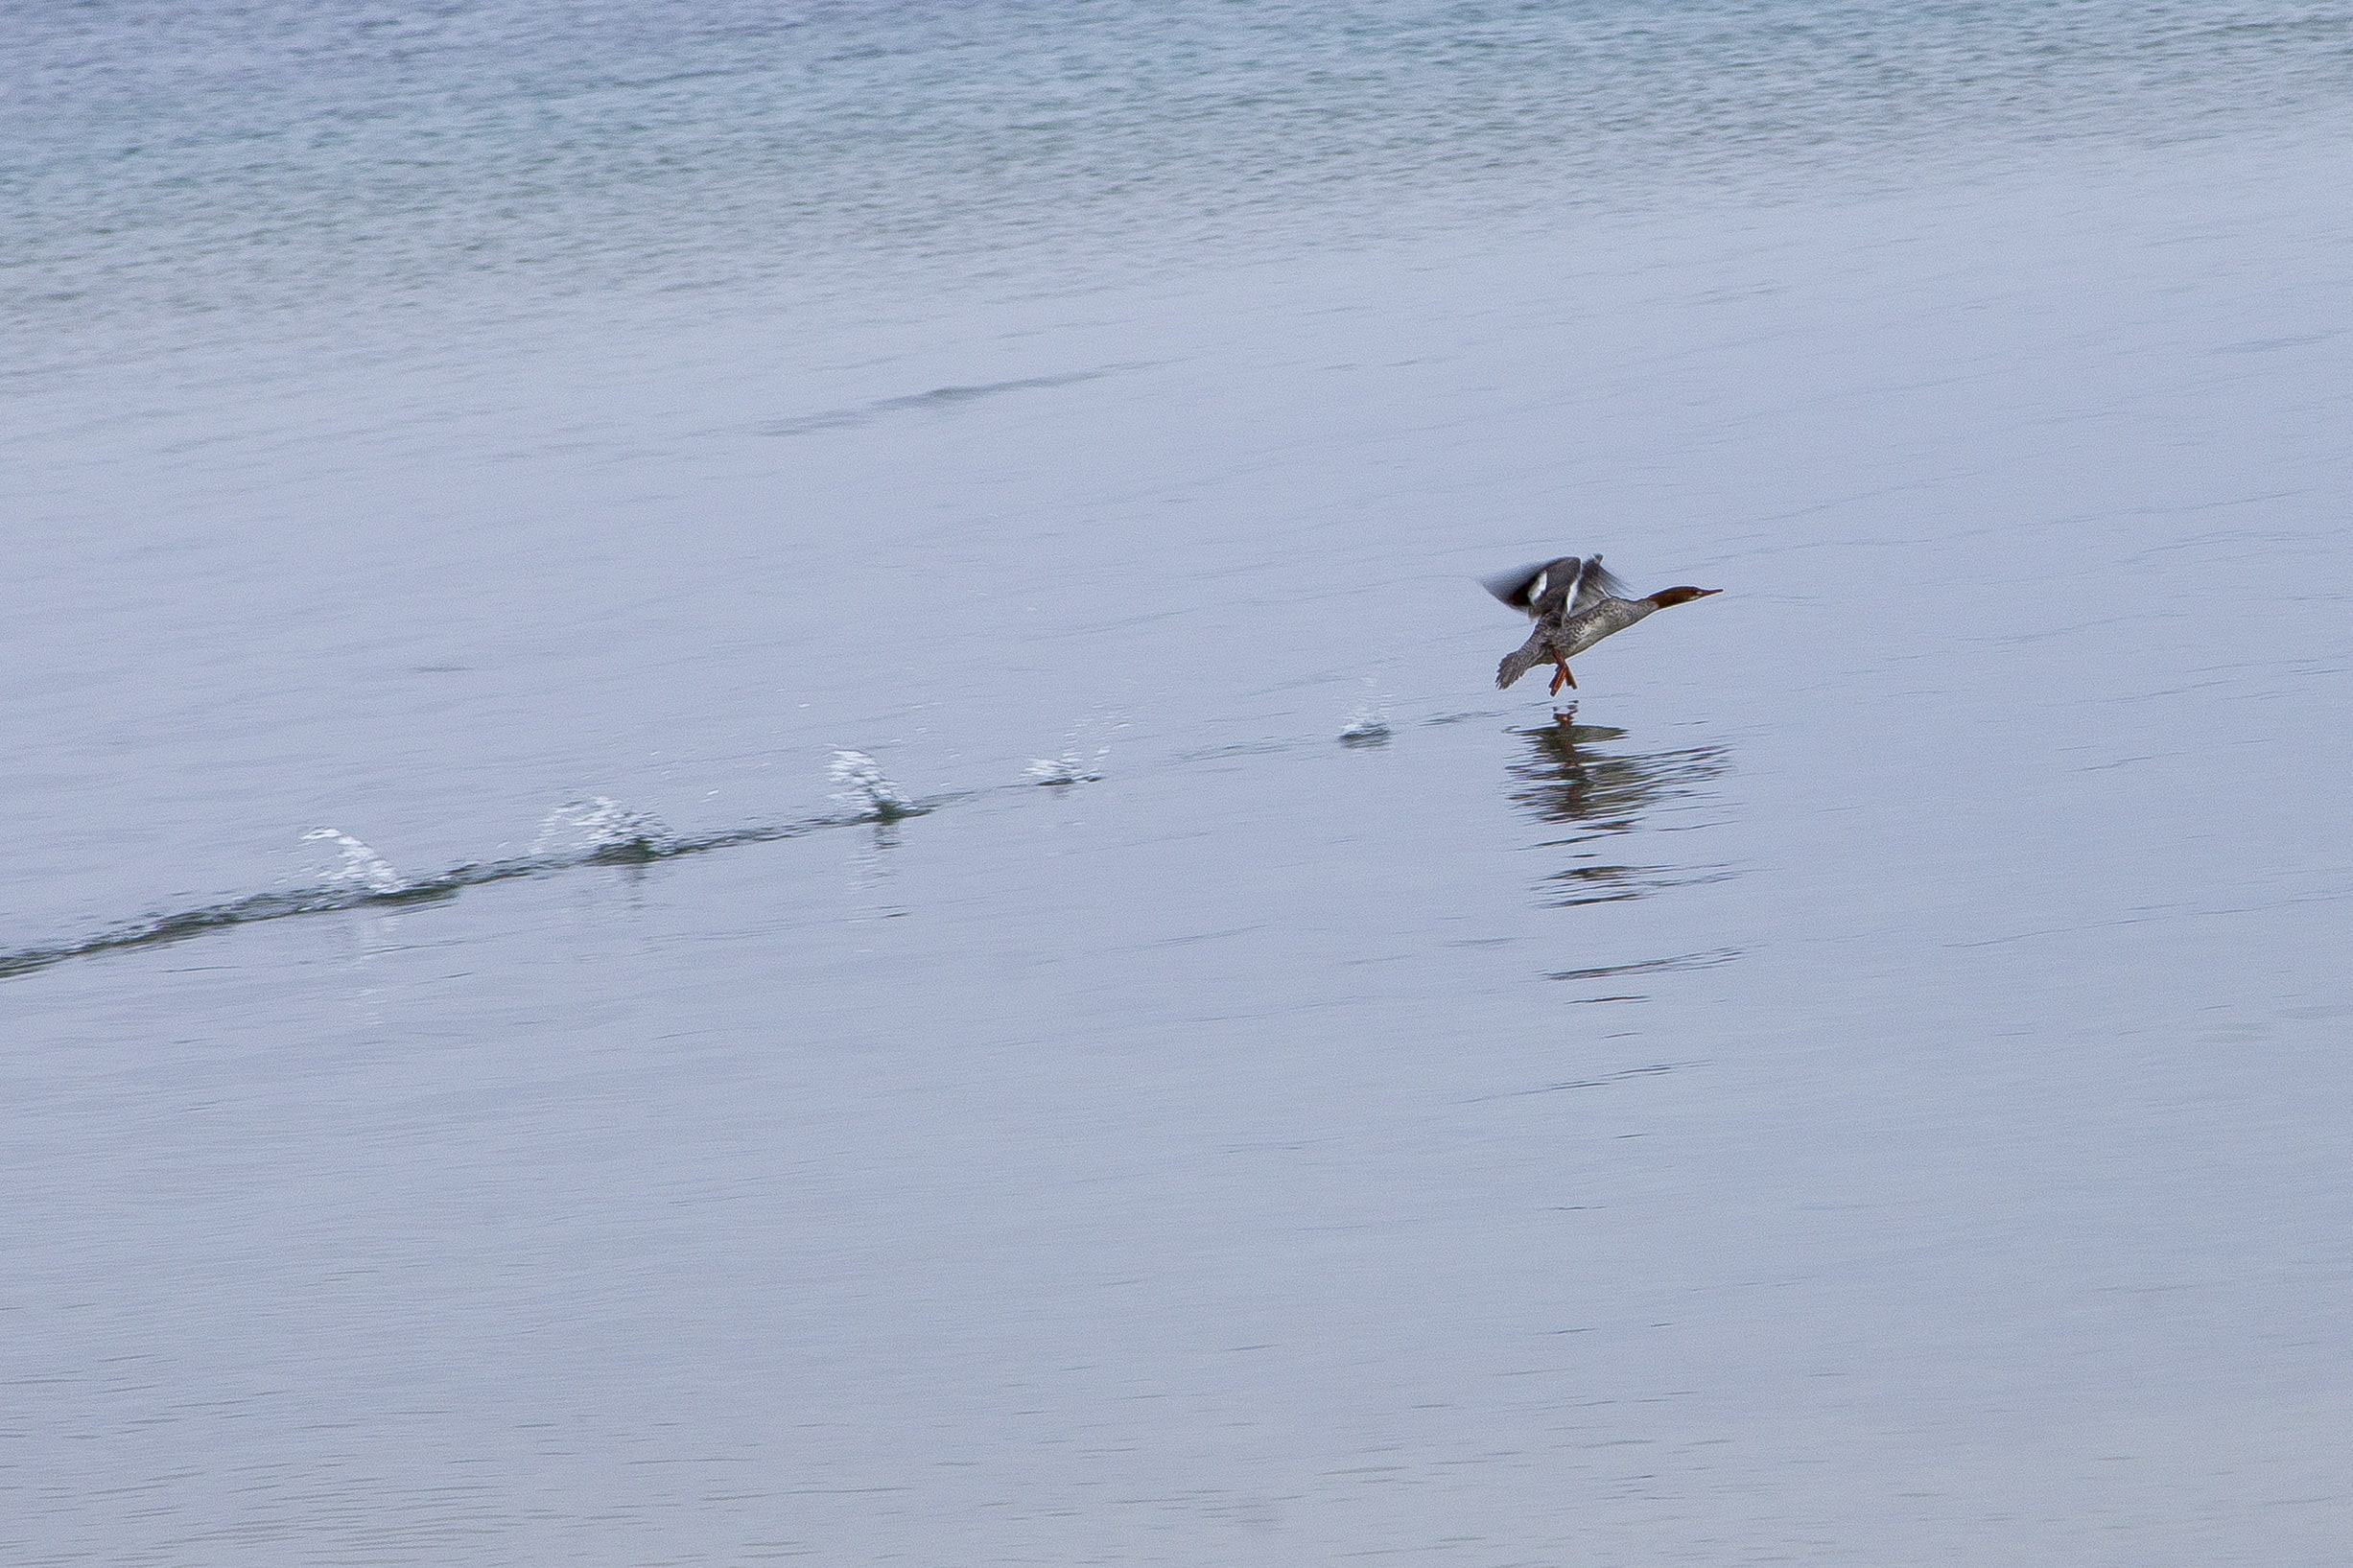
<box><xmin>1548</xmin><ymin>660</ymin><xmax>1576</xmax><ymax>694</ymax></box>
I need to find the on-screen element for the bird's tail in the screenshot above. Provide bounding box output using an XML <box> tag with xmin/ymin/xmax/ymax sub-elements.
<box><xmin>1496</xmin><ymin>629</ymin><xmax>1548</xmax><ymax>690</ymax></box>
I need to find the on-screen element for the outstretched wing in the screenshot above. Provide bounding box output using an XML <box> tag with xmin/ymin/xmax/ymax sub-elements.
<box><xmin>1481</xmin><ymin>558</ymin><xmax>1560</xmax><ymax>615</ymax></box>
<box><xmin>1565</xmin><ymin>556</ymin><xmax>1628</xmax><ymax>612</ymax></box>
<box><xmin>1482</xmin><ymin>554</ymin><xmax>1627</xmax><ymax>617</ymax></box>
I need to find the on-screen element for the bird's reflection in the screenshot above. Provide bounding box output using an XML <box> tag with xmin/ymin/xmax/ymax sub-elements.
<box><xmin>1507</xmin><ymin>707</ymin><xmax>1732</xmax><ymax>907</ymax></box>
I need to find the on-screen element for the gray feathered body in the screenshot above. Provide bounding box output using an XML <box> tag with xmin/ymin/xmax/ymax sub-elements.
<box><xmin>1495</xmin><ymin>596</ymin><xmax>1657</xmax><ymax>690</ymax></box>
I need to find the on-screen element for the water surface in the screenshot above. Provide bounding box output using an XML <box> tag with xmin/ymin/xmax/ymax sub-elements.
<box><xmin>7</xmin><ymin>4</ymin><xmax>2353</xmax><ymax>1563</ymax></box>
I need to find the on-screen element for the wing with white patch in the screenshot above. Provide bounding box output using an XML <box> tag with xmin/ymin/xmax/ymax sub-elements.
<box><xmin>1481</xmin><ymin>558</ymin><xmax>1559</xmax><ymax>615</ymax></box>
<box><xmin>1483</xmin><ymin>554</ymin><xmax>1628</xmax><ymax>616</ymax></box>
<box><xmin>1567</xmin><ymin>556</ymin><xmax>1628</xmax><ymax>612</ymax></box>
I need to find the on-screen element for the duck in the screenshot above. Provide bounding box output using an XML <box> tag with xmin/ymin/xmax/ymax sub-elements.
<box><xmin>1484</xmin><ymin>554</ymin><xmax>1720</xmax><ymax>694</ymax></box>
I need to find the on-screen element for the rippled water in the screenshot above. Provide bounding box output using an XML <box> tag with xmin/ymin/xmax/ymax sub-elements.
<box><xmin>12</xmin><ymin>0</ymin><xmax>2353</xmax><ymax>363</ymax></box>
<box><xmin>7</xmin><ymin>3</ymin><xmax>2353</xmax><ymax>1563</ymax></box>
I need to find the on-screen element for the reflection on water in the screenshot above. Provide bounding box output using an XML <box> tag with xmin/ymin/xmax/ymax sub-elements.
<box><xmin>1506</xmin><ymin>709</ymin><xmax>1733</xmax><ymax>909</ymax></box>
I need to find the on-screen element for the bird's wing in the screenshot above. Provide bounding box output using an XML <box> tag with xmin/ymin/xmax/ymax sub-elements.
<box><xmin>1567</xmin><ymin>556</ymin><xmax>1628</xmax><ymax>612</ymax></box>
<box><xmin>1480</xmin><ymin>558</ymin><xmax>1560</xmax><ymax>615</ymax></box>
<box><xmin>1483</xmin><ymin>554</ymin><xmax>1628</xmax><ymax>617</ymax></box>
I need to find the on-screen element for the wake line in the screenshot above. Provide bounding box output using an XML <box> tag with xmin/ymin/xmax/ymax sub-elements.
<box><xmin>757</xmin><ymin>365</ymin><xmax>1133</xmax><ymax>437</ymax></box>
<box><xmin>0</xmin><ymin>803</ymin><xmax>948</xmax><ymax>984</ymax></box>
<box><xmin>3</xmin><ymin>732</ymin><xmax>1137</xmax><ymax>984</ymax></box>
<box><xmin>0</xmin><ymin>701</ymin><xmax>1635</xmax><ymax>985</ymax></box>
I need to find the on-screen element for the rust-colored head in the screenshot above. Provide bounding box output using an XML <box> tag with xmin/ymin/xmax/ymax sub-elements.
<box><xmin>1646</xmin><ymin>586</ymin><xmax>1723</xmax><ymax>609</ymax></box>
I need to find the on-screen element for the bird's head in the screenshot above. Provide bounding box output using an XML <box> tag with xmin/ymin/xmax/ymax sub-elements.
<box><xmin>1645</xmin><ymin>587</ymin><xmax>1722</xmax><ymax>609</ymax></box>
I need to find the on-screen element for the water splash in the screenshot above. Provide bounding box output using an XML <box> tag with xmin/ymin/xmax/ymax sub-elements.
<box><xmin>1024</xmin><ymin>754</ymin><xmax>1099</xmax><ymax>785</ymax></box>
<box><xmin>6</xmin><ymin>707</ymin><xmax>1509</xmax><ymax>986</ymax></box>
<box><xmin>829</xmin><ymin>750</ymin><xmax>913</xmax><ymax>821</ymax></box>
<box><xmin>1339</xmin><ymin>683</ymin><xmax>1392</xmax><ymax>745</ymax></box>
<box><xmin>300</xmin><ymin>828</ymin><xmax>406</xmax><ymax>894</ymax></box>
<box><xmin>529</xmin><ymin>796</ymin><xmax>676</xmax><ymax>861</ymax></box>
<box><xmin>2</xmin><ymin>804</ymin><xmax>832</xmax><ymax>983</ymax></box>
<box><xmin>1025</xmin><ymin>714</ymin><xmax>1125</xmax><ymax>785</ymax></box>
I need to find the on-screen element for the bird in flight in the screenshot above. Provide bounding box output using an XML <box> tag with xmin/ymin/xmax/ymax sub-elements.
<box><xmin>1484</xmin><ymin>555</ymin><xmax>1721</xmax><ymax>695</ymax></box>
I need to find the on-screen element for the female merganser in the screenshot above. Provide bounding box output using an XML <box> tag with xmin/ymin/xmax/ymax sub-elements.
<box><xmin>1485</xmin><ymin>554</ymin><xmax>1721</xmax><ymax>694</ymax></box>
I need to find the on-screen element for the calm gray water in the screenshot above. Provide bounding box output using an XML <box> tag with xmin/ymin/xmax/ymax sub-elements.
<box><xmin>7</xmin><ymin>3</ymin><xmax>2353</xmax><ymax>1562</ymax></box>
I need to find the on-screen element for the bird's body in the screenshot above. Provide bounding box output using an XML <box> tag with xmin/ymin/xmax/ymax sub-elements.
<box><xmin>1494</xmin><ymin>594</ymin><xmax>1663</xmax><ymax>690</ymax></box>
<box><xmin>1484</xmin><ymin>554</ymin><xmax>1720</xmax><ymax>693</ymax></box>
